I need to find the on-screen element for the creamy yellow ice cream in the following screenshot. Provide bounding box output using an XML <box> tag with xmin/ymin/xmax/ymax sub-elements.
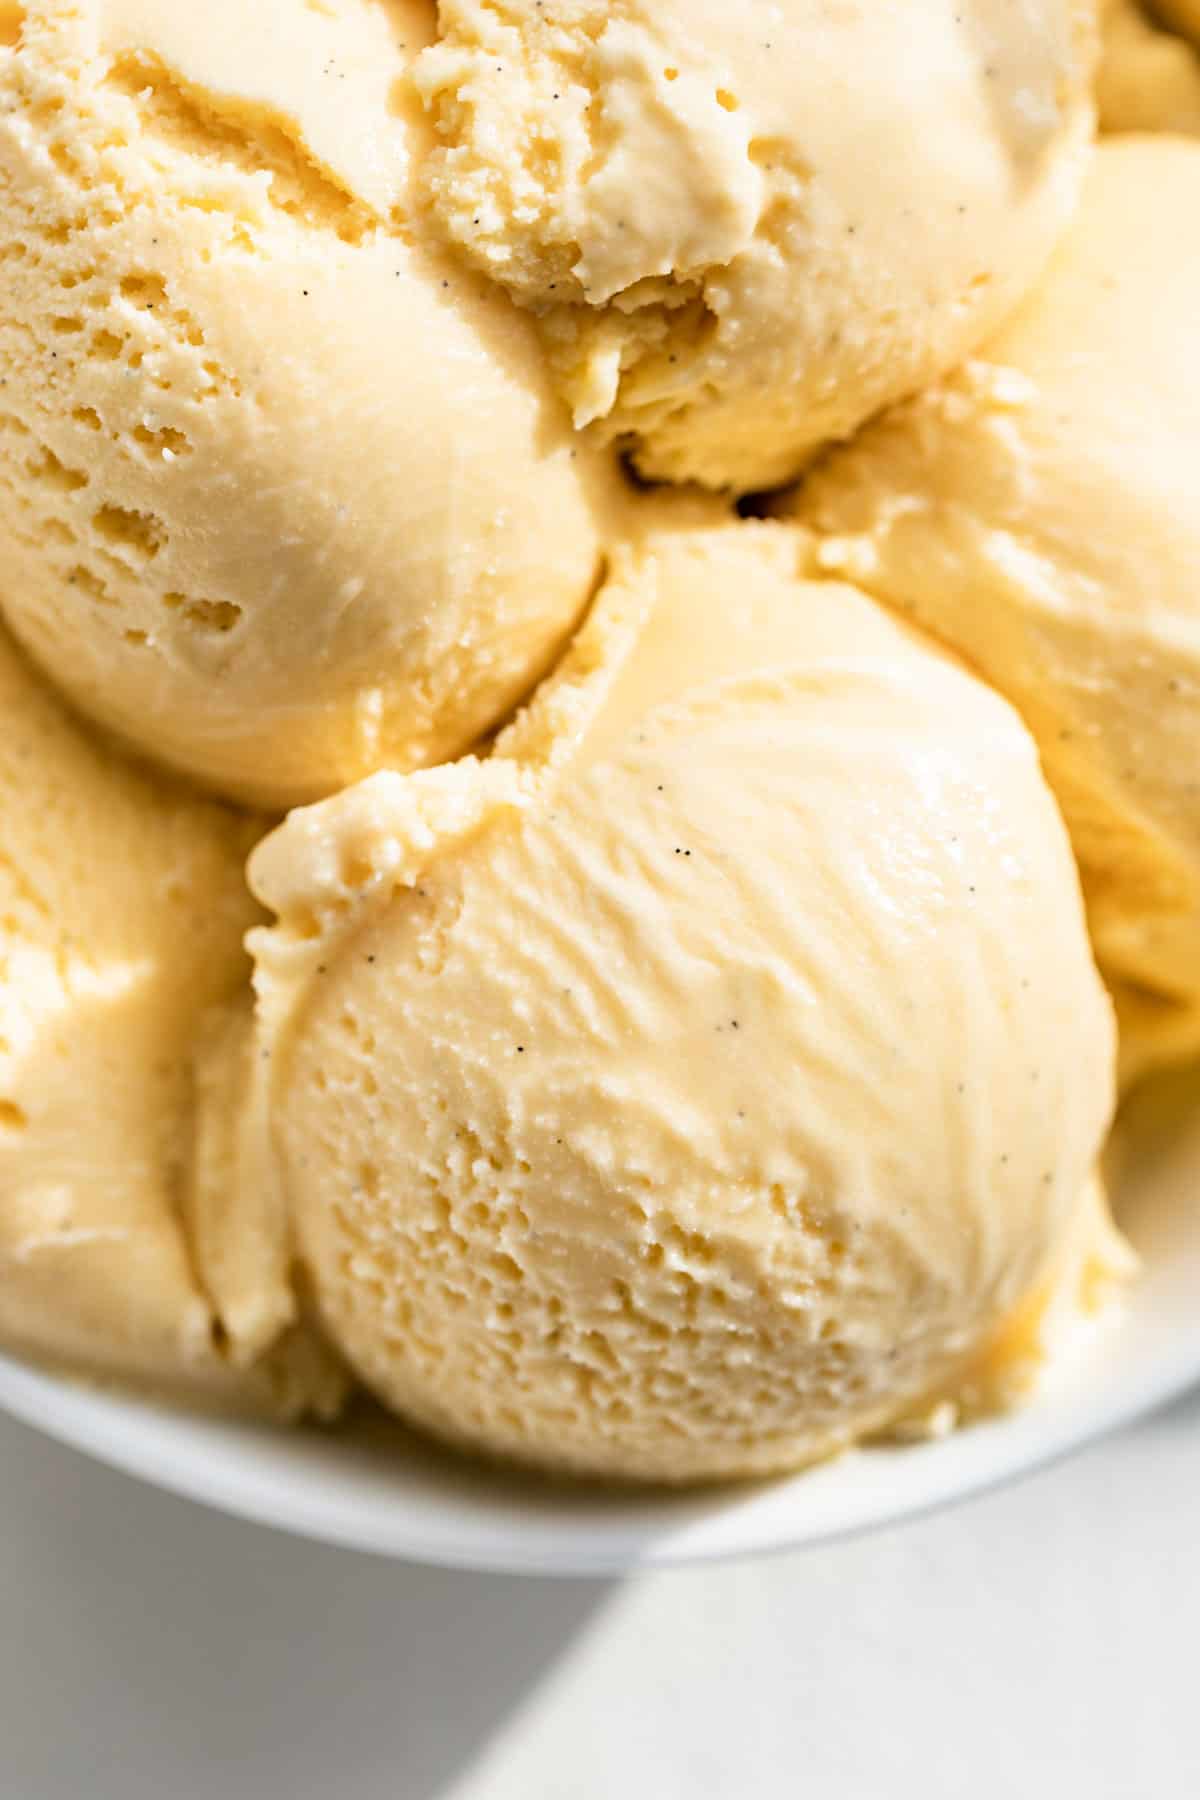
<box><xmin>0</xmin><ymin>0</ymin><xmax>1153</xmax><ymax>1479</ymax></box>
<box><xmin>0</xmin><ymin>618</ymin><xmax>342</xmax><ymax>1414</ymax></box>
<box><xmin>1098</xmin><ymin>0</ymin><xmax>1200</xmax><ymax>133</ymax></box>
<box><xmin>413</xmin><ymin>0</ymin><xmax>1096</xmax><ymax>491</ymax></box>
<box><xmin>246</xmin><ymin>526</ymin><xmax>1117</xmax><ymax>1483</ymax></box>
<box><xmin>790</xmin><ymin>138</ymin><xmax>1200</xmax><ymax>1073</ymax></box>
<box><xmin>0</xmin><ymin>0</ymin><xmax>621</xmax><ymax>808</ymax></box>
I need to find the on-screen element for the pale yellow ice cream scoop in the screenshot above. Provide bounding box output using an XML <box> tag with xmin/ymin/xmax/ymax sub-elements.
<box><xmin>790</xmin><ymin>138</ymin><xmax>1200</xmax><ymax>1072</ymax></box>
<box><xmin>0</xmin><ymin>620</ymin><xmax>342</xmax><ymax>1415</ymax></box>
<box><xmin>246</xmin><ymin>525</ymin><xmax>1117</xmax><ymax>1483</ymax></box>
<box><xmin>0</xmin><ymin>0</ymin><xmax>620</xmax><ymax>809</ymax></box>
<box><xmin>414</xmin><ymin>0</ymin><xmax>1096</xmax><ymax>492</ymax></box>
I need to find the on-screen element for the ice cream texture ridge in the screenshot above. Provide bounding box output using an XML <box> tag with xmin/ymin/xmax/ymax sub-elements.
<box><xmin>0</xmin><ymin>0</ymin><xmax>1191</xmax><ymax>1487</ymax></box>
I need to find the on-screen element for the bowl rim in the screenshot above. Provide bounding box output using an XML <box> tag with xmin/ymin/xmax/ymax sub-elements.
<box><xmin>1</xmin><ymin>1084</ymin><xmax>1197</xmax><ymax>1577</ymax></box>
<box><xmin>0</xmin><ymin>1312</ymin><xmax>1196</xmax><ymax>1576</ymax></box>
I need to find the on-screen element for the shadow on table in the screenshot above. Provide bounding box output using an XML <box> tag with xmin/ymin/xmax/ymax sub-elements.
<box><xmin>0</xmin><ymin>1413</ymin><xmax>611</xmax><ymax>1800</ymax></box>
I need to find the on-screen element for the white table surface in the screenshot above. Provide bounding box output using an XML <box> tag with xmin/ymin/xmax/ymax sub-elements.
<box><xmin>2</xmin><ymin>1391</ymin><xmax>1197</xmax><ymax>1800</ymax></box>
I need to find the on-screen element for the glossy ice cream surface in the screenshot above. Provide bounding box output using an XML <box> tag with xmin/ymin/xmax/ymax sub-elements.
<box><xmin>245</xmin><ymin>527</ymin><xmax>1119</xmax><ymax>1482</ymax></box>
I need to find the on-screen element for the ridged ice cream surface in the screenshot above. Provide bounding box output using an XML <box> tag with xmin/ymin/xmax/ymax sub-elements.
<box><xmin>0</xmin><ymin>0</ymin><xmax>621</xmax><ymax>807</ymax></box>
<box><xmin>0</xmin><ymin>621</ymin><xmax>343</xmax><ymax>1418</ymax></box>
<box><xmin>413</xmin><ymin>0</ymin><xmax>1096</xmax><ymax>489</ymax></box>
<box><xmin>791</xmin><ymin>138</ymin><xmax>1200</xmax><ymax>1078</ymax></box>
<box><xmin>246</xmin><ymin>526</ymin><xmax>1118</xmax><ymax>1483</ymax></box>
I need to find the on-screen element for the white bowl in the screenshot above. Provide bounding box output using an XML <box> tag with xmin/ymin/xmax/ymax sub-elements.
<box><xmin>1</xmin><ymin>1072</ymin><xmax>1197</xmax><ymax>1575</ymax></box>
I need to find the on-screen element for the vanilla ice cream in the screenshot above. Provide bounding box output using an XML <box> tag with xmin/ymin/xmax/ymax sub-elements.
<box><xmin>1098</xmin><ymin>0</ymin><xmax>1200</xmax><ymax>133</ymax></box>
<box><xmin>246</xmin><ymin>526</ymin><xmax>1117</xmax><ymax>1483</ymax></box>
<box><xmin>791</xmin><ymin>138</ymin><xmax>1200</xmax><ymax>1073</ymax></box>
<box><xmin>413</xmin><ymin>0</ymin><xmax>1096</xmax><ymax>491</ymax></box>
<box><xmin>0</xmin><ymin>618</ymin><xmax>342</xmax><ymax>1415</ymax></box>
<box><xmin>0</xmin><ymin>0</ymin><xmax>621</xmax><ymax>808</ymax></box>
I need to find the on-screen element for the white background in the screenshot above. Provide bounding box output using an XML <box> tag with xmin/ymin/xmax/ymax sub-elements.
<box><xmin>1</xmin><ymin>1389</ymin><xmax>1197</xmax><ymax>1799</ymax></box>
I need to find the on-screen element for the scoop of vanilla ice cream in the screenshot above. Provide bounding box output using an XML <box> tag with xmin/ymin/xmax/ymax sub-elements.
<box><xmin>0</xmin><ymin>0</ymin><xmax>620</xmax><ymax>808</ymax></box>
<box><xmin>0</xmin><ymin>620</ymin><xmax>343</xmax><ymax>1415</ymax></box>
<box><xmin>246</xmin><ymin>525</ymin><xmax>1117</xmax><ymax>1483</ymax></box>
<box><xmin>1098</xmin><ymin>0</ymin><xmax>1200</xmax><ymax>133</ymax></box>
<box><xmin>413</xmin><ymin>0</ymin><xmax>1096</xmax><ymax>492</ymax></box>
<box><xmin>791</xmin><ymin>138</ymin><xmax>1200</xmax><ymax>1071</ymax></box>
